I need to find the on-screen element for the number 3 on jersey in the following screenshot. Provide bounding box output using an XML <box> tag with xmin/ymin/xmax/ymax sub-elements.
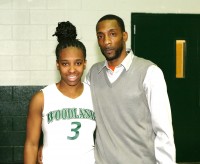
<box><xmin>67</xmin><ymin>122</ymin><xmax>81</xmax><ymax>140</ymax></box>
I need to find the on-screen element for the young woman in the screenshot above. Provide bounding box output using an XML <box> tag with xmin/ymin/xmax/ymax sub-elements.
<box><xmin>24</xmin><ymin>21</ymin><xmax>96</xmax><ymax>164</ymax></box>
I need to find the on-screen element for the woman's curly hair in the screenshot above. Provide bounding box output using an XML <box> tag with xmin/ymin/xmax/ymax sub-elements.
<box><xmin>53</xmin><ymin>21</ymin><xmax>86</xmax><ymax>60</ymax></box>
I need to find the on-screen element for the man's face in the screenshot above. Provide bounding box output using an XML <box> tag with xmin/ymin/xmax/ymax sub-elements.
<box><xmin>96</xmin><ymin>20</ymin><xmax>127</xmax><ymax>61</ymax></box>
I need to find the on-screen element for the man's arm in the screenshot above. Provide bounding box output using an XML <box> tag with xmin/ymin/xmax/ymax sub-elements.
<box><xmin>84</xmin><ymin>67</ymin><xmax>91</xmax><ymax>85</ymax></box>
<box><xmin>144</xmin><ymin>65</ymin><xmax>176</xmax><ymax>164</ymax></box>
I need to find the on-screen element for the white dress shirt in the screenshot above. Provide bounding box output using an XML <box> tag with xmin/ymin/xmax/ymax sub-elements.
<box><xmin>85</xmin><ymin>49</ymin><xmax>176</xmax><ymax>164</ymax></box>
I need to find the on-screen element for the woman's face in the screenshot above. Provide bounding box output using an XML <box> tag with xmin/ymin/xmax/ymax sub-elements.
<box><xmin>56</xmin><ymin>47</ymin><xmax>86</xmax><ymax>86</ymax></box>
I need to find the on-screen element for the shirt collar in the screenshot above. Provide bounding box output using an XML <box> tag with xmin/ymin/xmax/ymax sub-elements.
<box><xmin>99</xmin><ymin>48</ymin><xmax>134</xmax><ymax>73</ymax></box>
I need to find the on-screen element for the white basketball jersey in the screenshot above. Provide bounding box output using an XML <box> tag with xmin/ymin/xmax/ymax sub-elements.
<box><xmin>41</xmin><ymin>82</ymin><xmax>96</xmax><ymax>164</ymax></box>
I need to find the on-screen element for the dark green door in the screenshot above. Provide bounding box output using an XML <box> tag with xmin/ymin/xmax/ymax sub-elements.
<box><xmin>131</xmin><ymin>13</ymin><xmax>200</xmax><ymax>162</ymax></box>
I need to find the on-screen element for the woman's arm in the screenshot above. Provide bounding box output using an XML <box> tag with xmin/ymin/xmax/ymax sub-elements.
<box><xmin>24</xmin><ymin>91</ymin><xmax>44</xmax><ymax>164</ymax></box>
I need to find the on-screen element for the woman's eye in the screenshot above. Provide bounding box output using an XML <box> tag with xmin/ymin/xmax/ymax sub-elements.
<box><xmin>62</xmin><ymin>63</ymin><xmax>68</xmax><ymax>66</ymax></box>
<box><xmin>76</xmin><ymin>62</ymin><xmax>82</xmax><ymax>66</ymax></box>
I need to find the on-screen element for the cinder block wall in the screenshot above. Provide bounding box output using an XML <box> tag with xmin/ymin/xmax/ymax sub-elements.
<box><xmin>0</xmin><ymin>0</ymin><xmax>133</xmax><ymax>86</ymax></box>
<box><xmin>0</xmin><ymin>86</ymin><xmax>44</xmax><ymax>163</ymax></box>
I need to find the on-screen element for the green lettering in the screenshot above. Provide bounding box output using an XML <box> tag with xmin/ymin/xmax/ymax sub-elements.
<box><xmin>79</xmin><ymin>109</ymin><xmax>95</xmax><ymax>120</ymax></box>
<box><xmin>79</xmin><ymin>109</ymin><xmax>85</xmax><ymax>118</ymax></box>
<box><xmin>55</xmin><ymin>110</ymin><xmax>60</xmax><ymax>120</ymax></box>
<box><xmin>68</xmin><ymin>108</ymin><xmax>79</xmax><ymax>119</ymax></box>
<box><xmin>47</xmin><ymin>112</ymin><xmax>54</xmax><ymax>124</ymax></box>
<box><xmin>61</xmin><ymin>108</ymin><xmax>67</xmax><ymax>119</ymax></box>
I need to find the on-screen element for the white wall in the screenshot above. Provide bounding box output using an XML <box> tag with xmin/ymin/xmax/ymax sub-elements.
<box><xmin>0</xmin><ymin>0</ymin><xmax>200</xmax><ymax>85</ymax></box>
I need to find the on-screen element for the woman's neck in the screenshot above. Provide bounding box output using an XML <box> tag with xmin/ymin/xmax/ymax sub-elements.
<box><xmin>56</xmin><ymin>81</ymin><xmax>83</xmax><ymax>99</ymax></box>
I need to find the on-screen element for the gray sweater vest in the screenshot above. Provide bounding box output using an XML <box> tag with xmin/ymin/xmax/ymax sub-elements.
<box><xmin>89</xmin><ymin>56</ymin><xmax>156</xmax><ymax>164</ymax></box>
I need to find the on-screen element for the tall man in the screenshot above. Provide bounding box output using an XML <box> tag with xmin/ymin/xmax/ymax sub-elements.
<box><xmin>86</xmin><ymin>14</ymin><xmax>176</xmax><ymax>164</ymax></box>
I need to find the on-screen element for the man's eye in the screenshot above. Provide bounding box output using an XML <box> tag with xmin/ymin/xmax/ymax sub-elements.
<box><xmin>110</xmin><ymin>32</ymin><xmax>116</xmax><ymax>36</ymax></box>
<box><xmin>97</xmin><ymin>35</ymin><xmax>103</xmax><ymax>39</ymax></box>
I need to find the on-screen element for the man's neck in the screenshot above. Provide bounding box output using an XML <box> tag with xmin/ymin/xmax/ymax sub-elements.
<box><xmin>107</xmin><ymin>50</ymin><xmax>127</xmax><ymax>67</ymax></box>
